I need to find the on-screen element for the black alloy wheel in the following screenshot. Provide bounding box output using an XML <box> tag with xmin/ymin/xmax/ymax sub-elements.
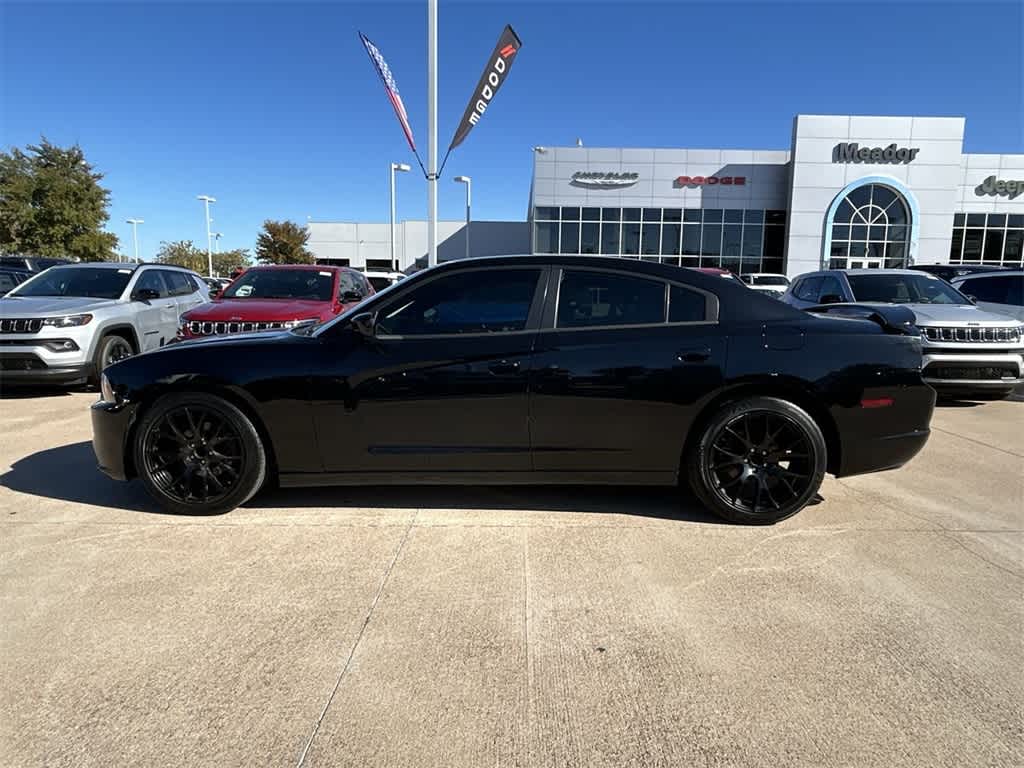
<box><xmin>688</xmin><ymin>397</ymin><xmax>826</xmax><ymax>524</ymax></box>
<box><xmin>135</xmin><ymin>393</ymin><xmax>266</xmax><ymax>515</ymax></box>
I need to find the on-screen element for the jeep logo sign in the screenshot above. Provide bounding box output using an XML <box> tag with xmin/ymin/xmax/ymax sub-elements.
<box><xmin>833</xmin><ymin>143</ymin><xmax>920</xmax><ymax>164</ymax></box>
<box><xmin>976</xmin><ymin>175</ymin><xmax>1024</xmax><ymax>200</ymax></box>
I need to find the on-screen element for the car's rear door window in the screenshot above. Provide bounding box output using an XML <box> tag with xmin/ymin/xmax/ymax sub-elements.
<box><xmin>959</xmin><ymin>276</ymin><xmax>1010</xmax><ymax>304</ymax></box>
<box><xmin>668</xmin><ymin>284</ymin><xmax>707</xmax><ymax>322</ymax></box>
<box><xmin>377</xmin><ymin>268</ymin><xmax>542</xmax><ymax>336</ymax></box>
<box><xmin>557</xmin><ymin>270</ymin><xmax>666</xmax><ymax>328</ymax></box>
<box><xmin>794</xmin><ymin>276</ymin><xmax>822</xmax><ymax>301</ymax></box>
<box><xmin>160</xmin><ymin>270</ymin><xmax>194</xmax><ymax>297</ymax></box>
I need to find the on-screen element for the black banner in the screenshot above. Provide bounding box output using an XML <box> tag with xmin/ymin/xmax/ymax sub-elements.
<box><xmin>448</xmin><ymin>25</ymin><xmax>521</xmax><ymax>151</ymax></box>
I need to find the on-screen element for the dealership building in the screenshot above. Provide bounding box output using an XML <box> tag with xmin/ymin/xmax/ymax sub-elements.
<box><xmin>309</xmin><ymin>114</ymin><xmax>1024</xmax><ymax>277</ymax></box>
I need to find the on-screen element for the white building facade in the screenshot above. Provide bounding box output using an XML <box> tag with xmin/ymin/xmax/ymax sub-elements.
<box><xmin>529</xmin><ymin>115</ymin><xmax>1024</xmax><ymax>278</ymax></box>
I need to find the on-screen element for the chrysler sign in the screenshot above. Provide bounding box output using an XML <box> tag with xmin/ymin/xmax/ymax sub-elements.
<box><xmin>833</xmin><ymin>143</ymin><xmax>920</xmax><ymax>164</ymax></box>
<box><xmin>570</xmin><ymin>171</ymin><xmax>639</xmax><ymax>189</ymax></box>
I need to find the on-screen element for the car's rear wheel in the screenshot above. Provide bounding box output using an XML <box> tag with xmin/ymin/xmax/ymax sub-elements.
<box><xmin>687</xmin><ymin>397</ymin><xmax>827</xmax><ymax>525</ymax></box>
<box><xmin>134</xmin><ymin>392</ymin><xmax>266</xmax><ymax>515</ymax></box>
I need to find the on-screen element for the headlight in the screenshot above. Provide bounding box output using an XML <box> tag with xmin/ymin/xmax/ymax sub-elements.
<box><xmin>42</xmin><ymin>314</ymin><xmax>93</xmax><ymax>328</ymax></box>
<box><xmin>100</xmin><ymin>373</ymin><xmax>116</xmax><ymax>404</ymax></box>
<box><xmin>284</xmin><ymin>318</ymin><xmax>319</xmax><ymax>329</ymax></box>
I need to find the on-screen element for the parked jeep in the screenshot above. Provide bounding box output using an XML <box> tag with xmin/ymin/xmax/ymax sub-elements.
<box><xmin>0</xmin><ymin>263</ymin><xmax>208</xmax><ymax>386</ymax></box>
<box><xmin>782</xmin><ymin>269</ymin><xmax>1024</xmax><ymax>398</ymax></box>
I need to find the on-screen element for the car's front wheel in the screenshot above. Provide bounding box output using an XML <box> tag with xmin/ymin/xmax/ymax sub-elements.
<box><xmin>687</xmin><ymin>397</ymin><xmax>827</xmax><ymax>525</ymax></box>
<box><xmin>134</xmin><ymin>392</ymin><xmax>267</xmax><ymax>515</ymax></box>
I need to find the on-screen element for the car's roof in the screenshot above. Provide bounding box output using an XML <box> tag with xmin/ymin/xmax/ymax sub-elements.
<box><xmin>245</xmin><ymin>264</ymin><xmax>352</xmax><ymax>272</ymax></box>
<box><xmin>746</xmin><ymin>272</ymin><xmax>787</xmax><ymax>277</ymax></box>
<box><xmin>952</xmin><ymin>269</ymin><xmax>1024</xmax><ymax>280</ymax></box>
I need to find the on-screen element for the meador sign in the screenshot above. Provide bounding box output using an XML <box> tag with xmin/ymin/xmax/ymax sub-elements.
<box><xmin>833</xmin><ymin>143</ymin><xmax>920</xmax><ymax>164</ymax></box>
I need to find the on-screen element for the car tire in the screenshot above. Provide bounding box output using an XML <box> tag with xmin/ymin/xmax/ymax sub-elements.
<box><xmin>90</xmin><ymin>333</ymin><xmax>135</xmax><ymax>386</ymax></box>
<box><xmin>133</xmin><ymin>392</ymin><xmax>267</xmax><ymax>515</ymax></box>
<box><xmin>687</xmin><ymin>397</ymin><xmax>827</xmax><ymax>525</ymax></box>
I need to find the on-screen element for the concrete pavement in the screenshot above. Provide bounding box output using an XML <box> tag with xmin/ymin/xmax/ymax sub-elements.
<box><xmin>1</xmin><ymin>390</ymin><xmax>1021</xmax><ymax>767</ymax></box>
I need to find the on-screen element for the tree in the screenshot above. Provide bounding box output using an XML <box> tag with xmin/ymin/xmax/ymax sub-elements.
<box><xmin>155</xmin><ymin>240</ymin><xmax>250</xmax><ymax>276</ymax></box>
<box><xmin>255</xmin><ymin>219</ymin><xmax>313</xmax><ymax>264</ymax></box>
<box><xmin>0</xmin><ymin>138</ymin><xmax>119</xmax><ymax>261</ymax></box>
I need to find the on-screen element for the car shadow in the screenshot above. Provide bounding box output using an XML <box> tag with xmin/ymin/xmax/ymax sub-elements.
<box><xmin>2</xmin><ymin>441</ymin><xmax>721</xmax><ymax>523</ymax></box>
<box><xmin>0</xmin><ymin>386</ymin><xmax>77</xmax><ymax>399</ymax></box>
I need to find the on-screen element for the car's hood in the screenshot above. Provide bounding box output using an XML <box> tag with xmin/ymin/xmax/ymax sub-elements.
<box><xmin>904</xmin><ymin>303</ymin><xmax>1019</xmax><ymax>326</ymax></box>
<box><xmin>183</xmin><ymin>298</ymin><xmax>332</xmax><ymax>322</ymax></box>
<box><xmin>0</xmin><ymin>296</ymin><xmax>120</xmax><ymax>316</ymax></box>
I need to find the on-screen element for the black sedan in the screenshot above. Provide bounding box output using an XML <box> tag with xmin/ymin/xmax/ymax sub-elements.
<box><xmin>92</xmin><ymin>256</ymin><xmax>935</xmax><ymax>524</ymax></box>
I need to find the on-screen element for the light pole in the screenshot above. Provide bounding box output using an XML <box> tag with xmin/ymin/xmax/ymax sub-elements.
<box><xmin>125</xmin><ymin>218</ymin><xmax>144</xmax><ymax>263</ymax></box>
<box><xmin>454</xmin><ymin>176</ymin><xmax>471</xmax><ymax>260</ymax></box>
<box><xmin>427</xmin><ymin>0</ymin><xmax>437</xmax><ymax>267</ymax></box>
<box><xmin>197</xmin><ymin>195</ymin><xmax>216</xmax><ymax>276</ymax></box>
<box><xmin>390</xmin><ymin>163</ymin><xmax>411</xmax><ymax>271</ymax></box>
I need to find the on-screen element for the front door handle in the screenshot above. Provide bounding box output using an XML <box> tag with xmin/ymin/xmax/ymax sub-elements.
<box><xmin>488</xmin><ymin>360</ymin><xmax>521</xmax><ymax>375</ymax></box>
<box><xmin>677</xmin><ymin>347</ymin><xmax>712</xmax><ymax>363</ymax></box>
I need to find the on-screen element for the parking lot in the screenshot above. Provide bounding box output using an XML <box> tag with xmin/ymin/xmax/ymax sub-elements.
<box><xmin>0</xmin><ymin>390</ymin><xmax>1021</xmax><ymax>767</ymax></box>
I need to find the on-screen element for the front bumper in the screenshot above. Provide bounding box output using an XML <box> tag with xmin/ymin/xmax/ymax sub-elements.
<box><xmin>91</xmin><ymin>400</ymin><xmax>136</xmax><ymax>481</ymax></box>
<box><xmin>921</xmin><ymin>348</ymin><xmax>1023</xmax><ymax>392</ymax></box>
<box><xmin>0</xmin><ymin>356</ymin><xmax>94</xmax><ymax>386</ymax></box>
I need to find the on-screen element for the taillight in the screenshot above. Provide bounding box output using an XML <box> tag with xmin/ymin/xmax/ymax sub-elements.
<box><xmin>860</xmin><ymin>397</ymin><xmax>894</xmax><ymax>409</ymax></box>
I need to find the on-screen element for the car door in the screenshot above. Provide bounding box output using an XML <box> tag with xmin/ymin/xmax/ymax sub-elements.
<box><xmin>129</xmin><ymin>269</ymin><xmax>178</xmax><ymax>350</ymax></box>
<box><xmin>162</xmin><ymin>270</ymin><xmax>206</xmax><ymax>316</ymax></box>
<box><xmin>311</xmin><ymin>266</ymin><xmax>549</xmax><ymax>475</ymax></box>
<box><xmin>528</xmin><ymin>267</ymin><xmax>725</xmax><ymax>478</ymax></box>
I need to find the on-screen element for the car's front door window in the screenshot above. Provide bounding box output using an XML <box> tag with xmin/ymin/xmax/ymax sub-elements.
<box><xmin>376</xmin><ymin>269</ymin><xmax>542</xmax><ymax>336</ymax></box>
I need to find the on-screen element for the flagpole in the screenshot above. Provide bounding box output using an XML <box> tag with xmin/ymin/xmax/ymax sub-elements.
<box><xmin>427</xmin><ymin>0</ymin><xmax>438</xmax><ymax>267</ymax></box>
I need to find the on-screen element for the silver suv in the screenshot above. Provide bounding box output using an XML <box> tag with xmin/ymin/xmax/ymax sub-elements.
<box><xmin>0</xmin><ymin>263</ymin><xmax>208</xmax><ymax>387</ymax></box>
<box><xmin>782</xmin><ymin>269</ymin><xmax>1024</xmax><ymax>397</ymax></box>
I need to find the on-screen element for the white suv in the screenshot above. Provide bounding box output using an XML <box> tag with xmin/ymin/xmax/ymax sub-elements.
<box><xmin>0</xmin><ymin>263</ymin><xmax>208</xmax><ymax>387</ymax></box>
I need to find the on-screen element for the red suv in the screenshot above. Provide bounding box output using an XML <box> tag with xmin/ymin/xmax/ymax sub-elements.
<box><xmin>178</xmin><ymin>265</ymin><xmax>372</xmax><ymax>339</ymax></box>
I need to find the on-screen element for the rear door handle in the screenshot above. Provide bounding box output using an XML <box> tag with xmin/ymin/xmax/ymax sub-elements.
<box><xmin>488</xmin><ymin>360</ymin><xmax>521</xmax><ymax>375</ymax></box>
<box><xmin>677</xmin><ymin>347</ymin><xmax>712</xmax><ymax>363</ymax></box>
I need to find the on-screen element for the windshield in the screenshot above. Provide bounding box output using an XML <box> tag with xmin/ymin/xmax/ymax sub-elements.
<box><xmin>10</xmin><ymin>266</ymin><xmax>133</xmax><ymax>299</ymax></box>
<box><xmin>847</xmin><ymin>273</ymin><xmax>969</xmax><ymax>305</ymax></box>
<box><xmin>752</xmin><ymin>275</ymin><xmax>789</xmax><ymax>286</ymax></box>
<box><xmin>221</xmin><ymin>269</ymin><xmax>334</xmax><ymax>301</ymax></box>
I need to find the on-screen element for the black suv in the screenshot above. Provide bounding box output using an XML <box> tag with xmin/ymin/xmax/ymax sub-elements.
<box><xmin>0</xmin><ymin>256</ymin><xmax>72</xmax><ymax>273</ymax></box>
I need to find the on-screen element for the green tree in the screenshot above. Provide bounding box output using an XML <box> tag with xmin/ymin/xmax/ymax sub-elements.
<box><xmin>155</xmin><ymin>240</ymin><xmax>250</xmax><ymax>276</ymax></box>
<box><xmin>255</xmin><ymin>219</ymin><xmax>313</xmax><ymax>265</ymax></box>
<box><xmin>0</xmin><ymin>138</ymin><xmax>119</xmax><ymax>261</ymax></box>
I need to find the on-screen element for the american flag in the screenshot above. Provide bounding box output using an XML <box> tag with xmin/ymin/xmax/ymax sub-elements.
<box><xmin>359</xmin><ymin>32</ymin><xmax>417</xmax><ymax>152</ymax></box>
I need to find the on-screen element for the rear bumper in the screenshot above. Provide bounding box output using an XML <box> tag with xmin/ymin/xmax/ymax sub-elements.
<box><xmin>91</xmin><ymin>400</ymin><xmax>136</xmax><ymax>481</ymax></box>
<box><xmin>837</xmin><ymin>428</ymin><xmax>931</xmax><ymax>478</ymax></box>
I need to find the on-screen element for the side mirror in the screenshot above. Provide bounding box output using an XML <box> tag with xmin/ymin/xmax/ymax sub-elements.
<box><xmin>341</xmin><ymin>290</ymin><xmax>363</xmax><ymax>304</ymax></box>
<box><xmin>350</xmin><ymin>311</ymin><xmax>376</xmax><ymax>338</ymax></box>
<box><xmin>132</xmin><ymin>287</ymin><xmax>161</xmax><ymax>302</ymax></box>
<box><xmin>819</xmin><ymin>293</ymin><xmax>843</xmax><ymax>305</ymax></box>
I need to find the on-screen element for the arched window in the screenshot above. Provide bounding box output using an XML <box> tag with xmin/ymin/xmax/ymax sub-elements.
<box><xmin>828</xmin><ymin>184</ymin><xmax>910</xmax><ymax>269</ymax></box>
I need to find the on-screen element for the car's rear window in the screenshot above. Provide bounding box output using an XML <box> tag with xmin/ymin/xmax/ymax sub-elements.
<box><xmin>222</xmin><ymin>269</ymin><xmax>333</xmax><ymax>301</ymax></box>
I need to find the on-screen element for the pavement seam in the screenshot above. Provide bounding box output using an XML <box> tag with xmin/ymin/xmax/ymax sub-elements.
<box><xmin>929</xmin><ymin>424</ymin><xmax>1024</xmax><ymax>459</ymax></box>
<box><xmin>294</xmin><ymin>507</ymin><xmax>419</xmax><ymax>768</ymax></box>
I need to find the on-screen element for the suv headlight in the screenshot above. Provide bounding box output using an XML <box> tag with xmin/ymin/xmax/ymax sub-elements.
<box><xmin>42</xmin><ymin>314</ymin><xmax>93</xmax><ymax>328</ymax></box>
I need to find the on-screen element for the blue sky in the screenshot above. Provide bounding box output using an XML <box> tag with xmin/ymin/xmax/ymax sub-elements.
<box><xmin>2</xmin><ymin>1</ymin><xmax>1020</xmax><ymax>259</ymax></box>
